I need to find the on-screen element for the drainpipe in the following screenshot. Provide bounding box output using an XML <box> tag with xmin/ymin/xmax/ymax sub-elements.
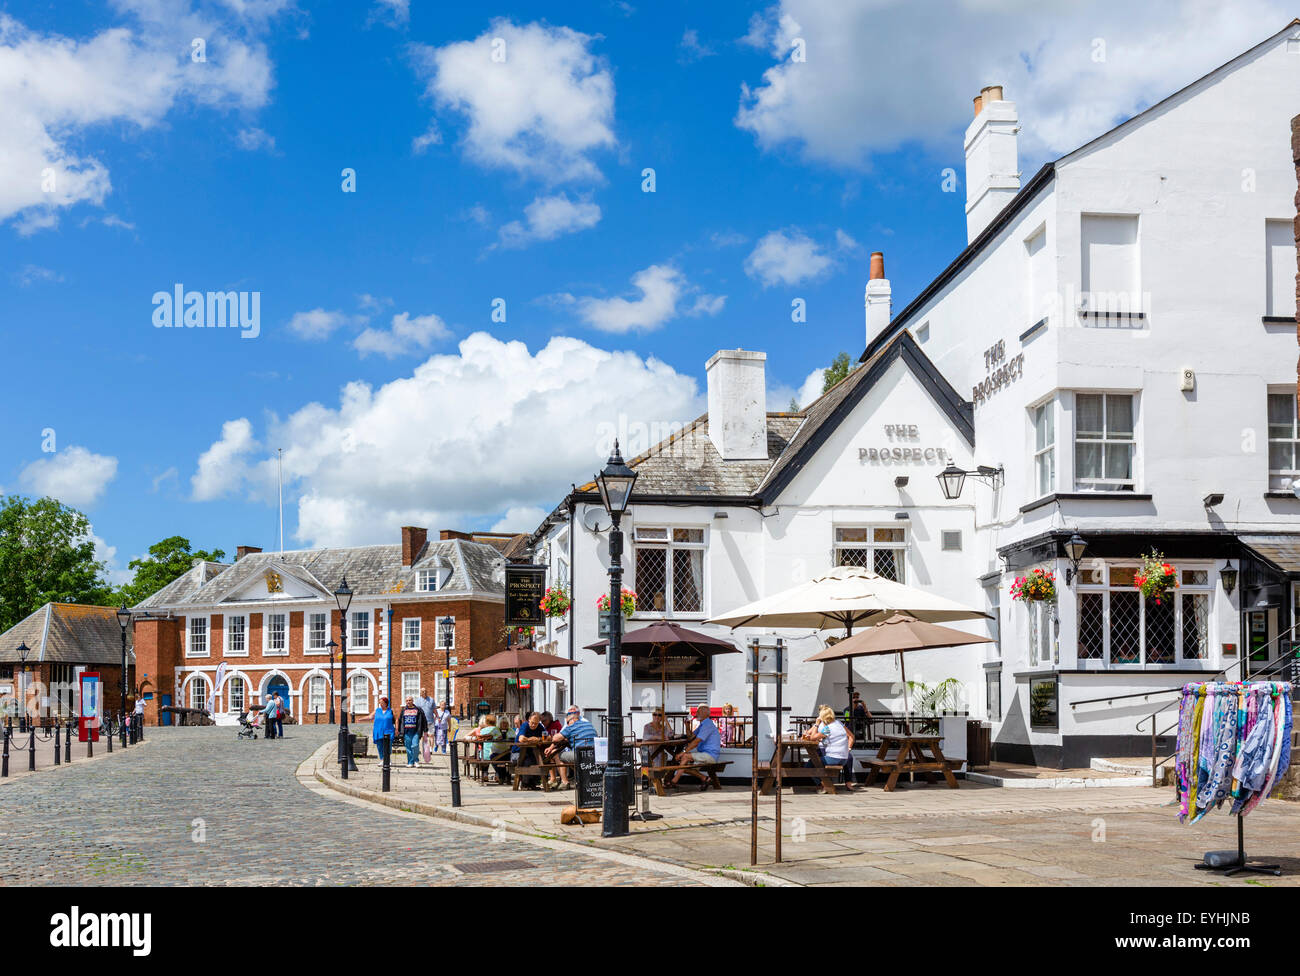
<box><xmin>386</xmin><ymin>604</ymin><xmax>394</xmax><ymax>705</ymax></box>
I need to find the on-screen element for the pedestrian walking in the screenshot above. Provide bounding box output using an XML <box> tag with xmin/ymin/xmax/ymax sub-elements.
<box><xmin>397</xmin><ymin>696</ymin><xmax>427</xmax><ymax>767</ymax></box>
<box><xmin>433</xmin><ymin>700</ymin><xmax>451</xmax><ymax>754</ymax></box>
<box><xmin>262</xmin><ymin>697</ymin><xmax>279</xmax><ymax>739</ymax></box>
<box><xmin>271</xmin><ymin>693</ymin><xmax>286</xmax><ymax>739</ymax></box>
<box><xmin>414</xmin><ymin>687</ymin><xmax>436</xmax><ymax>762</ymax></box>
<box><xmin>372</xmin><ymin>697</ymin><xmax>395</xmax><ymax>766</ymax></box>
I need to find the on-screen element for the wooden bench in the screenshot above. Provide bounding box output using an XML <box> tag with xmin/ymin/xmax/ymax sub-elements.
<box><xmin>640</xmin><ymin>761</ymin><xmax>731</xmax><ymax>796</ymax></box>
<box><xmin>860</xmin><ymin>755</ymin><xmax>962</xmax><ymax>791</ymax></box>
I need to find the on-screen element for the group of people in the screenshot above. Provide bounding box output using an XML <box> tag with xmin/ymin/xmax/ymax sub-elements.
<box><xmin>370</xmin><ymin>689</ymin><xmax>453</xmax><ymax>767</ymax></box>
<box><xmin>238</xmin><ymin>693</ymin><xmax>286</xmax><ymax>740</ymax></box>
<box><xmin>459</xmin><ymin>705</ymin><xmax>597</xmax><ymax>789</ymax></box>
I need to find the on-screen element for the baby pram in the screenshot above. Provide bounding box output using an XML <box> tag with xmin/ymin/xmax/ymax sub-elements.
<box><xmin>238</xmin><ymin>708</ymin><xmax>261</xmax><ymax>739</ymax></box>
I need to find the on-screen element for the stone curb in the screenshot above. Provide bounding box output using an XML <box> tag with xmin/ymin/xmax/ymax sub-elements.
<box><xmin>966</xmin><ymin>770</ymin><xmax>1154</xmax><ymax>789</ymax></box>
<box><xmin>303</xmin><ymin>742</ymin><xmax>795</xmax><ymax>887</ymax></box>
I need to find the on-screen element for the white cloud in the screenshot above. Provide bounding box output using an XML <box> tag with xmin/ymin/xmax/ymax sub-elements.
<box><xmin>744</xmin><ymin>228</ymin><xmax>833</xmax><ymax>287</ymax></box>
<box><xmin>191</xmin><ymin>418</ymin><xmax>259</xmax><ymax>501</ymax></box>
<box><xmin>678</xmin><ymin>28</ymin><xmax>715</xmax><ymax>63</ymax></box>
<box><xmin>411</xmin><ymin>19</ymin><xmax>616</xmax><ymax>182</ymax></box>
<box><xmin>688</xmin><ymin>293</ymin><xmax>727</xmax><ymax>317</ymax></box>
<box><xmin>236</xmin><ymin>126</ymin><xmax>276</xmax><ymax>152</ymax></box>
<box><xmin>497</xmin><ymin>193</ymin><xmax>601</xmax><ymax>248</ymax></box>
<box><xmin>370</xmin><ymin>0</ymin><xmax>410</xmax><ymax>27</ymax></box>
<box><xmin>13</xmin><ymin>264</ymin><xmax>61</xmax><ymax>286</ymax></box>
<box><xmin>735</xmin><ymin>0</ymin><xmax>1293</xmax><ymax>167</ymax></box>
<box><xmin>150</xmin><ymin>466</ymin><xmax>179</xmax><ymax>492</ymax></box>
<box><xmin>288</xmin><ymin>308</ymin><xmax>352</xmax><ymax>340</ymax></box>
<box><xmin>558</xmin><ymin>264</ymin><xmax>690</xmax><ymax>334</ymax></box>
<box><xmin>18</xmin><ymin>446</ymin><xmax>118</xmax><ymax>507</ymax></box>
<box><xmin>491</xmin><ymin>506</ymin><xmax>547</xmax><ymax>534</ymax></box>
<box><xmin>191</xmin><ymin>332</ymin><xmax>704</xmax><ymax>546</ymax></box>
<box><xmin>796</xmin><ymin>367</ymin><xmax>825</xmax><ymax>409</ymax></box>
<box><xmin>0</xmin><ymin>2</ymin><xmax>284</xmax><ymax>228</ymax></box>
<box><xmin>89</xmin><ymin>527</ymin><xmax>132</xmax><ymax>586</ymax></box>
<box><xmin>353</xmin><ymin>311</ymin><xmax>452</xmax><ymax>358</ymax></box>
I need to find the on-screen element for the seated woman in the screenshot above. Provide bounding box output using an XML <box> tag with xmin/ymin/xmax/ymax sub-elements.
<box><xmin>805</xmin><ymin>704</ymin><xmax>855</xmax><ymax>790</ymax></box>
<box><xmin>477</xmin><ymin>715</ymin><xmax>510</xmax><ymax>783</ymax></box>
<box><xmin>641</xmin><ymin>708</ymin><xmax>670</xmax><ymax>768</ymax></box>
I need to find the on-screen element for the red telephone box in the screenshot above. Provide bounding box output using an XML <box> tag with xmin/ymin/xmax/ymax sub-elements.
<box><xmin>78</xmin><ymin>671</ymin><xmax>101</xmax><ymax>742</ymax></box>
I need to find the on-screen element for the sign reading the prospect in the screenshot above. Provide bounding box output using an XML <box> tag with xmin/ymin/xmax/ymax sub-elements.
<box><xmin>858</xmin><ymin>425</ymin><xmax>951</xmax><ymax>464</ymax></box>
<box><xmin>972</xmin><ymin>339</ymin><xmax>1024</xmax><ymax>405</ymax></box>
<box><xmin>575</xmin><ymin>743</ymin><xmax>633</xmax><ymax>810</ymax></box>
<box><xmin>504</xmin><ymin>564</ymin><xmax>547</xmax><ymax>628</ymax></box>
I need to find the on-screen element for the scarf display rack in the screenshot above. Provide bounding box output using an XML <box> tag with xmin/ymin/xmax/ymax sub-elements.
<box><xmin>1175</xmin><ymin>681</ymin><xmax>1292</xmax><ymax>878</ymax></box>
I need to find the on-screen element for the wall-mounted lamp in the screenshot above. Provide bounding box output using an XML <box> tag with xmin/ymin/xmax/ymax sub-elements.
<box><xmin>894</xmin><ymin>475</ymin><xmax>909</xmax><ymax>489</ymax></box>
<box><xmin>1063</xmin><ymin>531</ymin><xmax>1088</xmax><ymax>585</ymax></box>
<box><xmin>894</xmin><ymin>511</ymin><xmax>910</xmax><ymax>520</ymax></box>
<box><xmin>1219</xmin><ymin>560</ymin><xmax>1238</xmax><ymax>596</ymax></box>
<box><xmin>1203</xmin><ymin>492</ymin><xmax>1225</xmax><ymax>509</ymax></box>
<box><xmin>936</xmin><ymin>463</ymin><xmax>1004</xmax><ymax>500</ymax></box>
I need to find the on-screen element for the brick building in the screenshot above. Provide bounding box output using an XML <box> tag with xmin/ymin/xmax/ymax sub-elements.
<box><xmin>132</xmin><ymin>527</ymin><xmax>521</xmax><ymax>726</ymax></box>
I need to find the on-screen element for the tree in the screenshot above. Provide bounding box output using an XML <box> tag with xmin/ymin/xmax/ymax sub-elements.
<box><xmin>117</xmin><ymin>536</ymin><xmax>227</xmax><ymax>606</ymax></box>
<box><xmin>0</xmin><ymin>496</ymin><xmax>110</xmax><ymax>632</ymax></box>
<box><xmin>822</xmin><ymin>351</ymin><xmax>851</xmax><ymax>394</ymax></box>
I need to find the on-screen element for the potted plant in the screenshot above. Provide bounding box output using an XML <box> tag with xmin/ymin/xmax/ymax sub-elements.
<box><xmin>597</xmin><ymin>587</ymin><xmax>637</xmax><ymax>619</ymax></box>
<box><xmin>538</xmin><ymin>586</ymin><xmax>571</xmax><ymax>619</ymax></box>
<box><xmin>1010</xmin><ymin>568</ymin><xmax>1057</xmax><ymax>603</ymax></box>
<box><xmin>1135</xmin><ymin>550</ymin><xmax>1178</xmax><ymax>605</ymax></box>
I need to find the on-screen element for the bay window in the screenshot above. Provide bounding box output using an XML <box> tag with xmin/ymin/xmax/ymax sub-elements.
<box><xmin>1032</xmin><ymin>400</ymin><xmax>1055</xmax><ymax>496</ymax></box>
<box><xmin>1076</xmin><ymin>563</ymin><xmax>1213</xmax><ymax>666</ymax></box>
<box><xmin>1074</xmin><ymin>393</ymin><xmax>1135</xmax><ymax>491</ymax></box>
<box><xmin>1268</xmin><ymin>392</ymin><xmax>1300</xmax><ymax>490</ymax></box>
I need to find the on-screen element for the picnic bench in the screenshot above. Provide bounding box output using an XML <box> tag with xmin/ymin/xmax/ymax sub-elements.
<box><xmin>860</xmin><ymin>733</ymin><xmax>962</xmax><ymax>792</ymax></box>
<box><xmin>640</xmin><ymin>760</ymin><xmax>731</xmax><ymax>795</ymax></box>
<box><xmin>758</xmin><ymin>737</ymin><xmax>840</xmax><ymax>795</ymax></box>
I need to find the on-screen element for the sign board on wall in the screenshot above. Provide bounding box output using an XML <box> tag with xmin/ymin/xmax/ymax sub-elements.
<box><xmin>504</xmin><ymin>564</ymin><xmax>547</xmax><ymax>627</ymax></box>
<box><xmin>858</xmin><ymin>425</ymin><xmax>951</xmax><ymax>464</ymax></box>
<box><xmin>972</xmin><ymin>339</ymin><xmax>1024</xmax><ymax>405</ymax></box>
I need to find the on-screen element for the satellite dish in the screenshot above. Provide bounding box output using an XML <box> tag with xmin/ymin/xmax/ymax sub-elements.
<box><xmin>581</xmin><ymin>505</ymin><xmax>611</xmax><ymax>533</ymax></box>
<box><xmin>1292</xmin><ymin>480</ymin><xmax>1300</xmax><ymax>500</ymax></box>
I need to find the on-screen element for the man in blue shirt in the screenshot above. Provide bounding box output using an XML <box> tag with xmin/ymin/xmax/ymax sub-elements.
<box><xmin>671</xmin><ymin>704</ymin><xmax>721</xmax><ymax>788</ymax></box>
<box><xmin>545</xmin><ymin>706</ymin><xmax>596</xmax><ymax>789</ymax></box>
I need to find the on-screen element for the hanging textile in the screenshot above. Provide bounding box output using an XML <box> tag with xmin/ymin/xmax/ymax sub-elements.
<box><xmin>1175</xmin><ymin>681</ymin><xmax>1292</xmax><ymax>824</ymax></box>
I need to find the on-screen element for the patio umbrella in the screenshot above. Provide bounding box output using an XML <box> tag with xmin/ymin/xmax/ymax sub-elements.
<box><xmin>805</xmin><ymin>613</ymin><xmax>992</xmax><ymax>731</ymax></box>
<box><xmin>585</xmin><ymin>620</ymin><xmax>741</xmax><ymax>732</ymax></box>
<box><xmin>455</xmin><ymin>649</ymin><xmax>579</xmax><ymax>713</ymax></box>
<box><xmin>707</xmin><ymin>565</ymin><xmax>988</xmax><ymax>701</ymax></box>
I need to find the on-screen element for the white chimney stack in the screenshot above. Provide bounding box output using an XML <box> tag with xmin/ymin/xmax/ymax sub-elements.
<box><xmin>965</xmin><ymin>84</ymin><xmax>1020</xmax><ymax>243</ymax></box>
<box><xmin>864</xmin><ymin>250</ymin><xmax>891</xmax><ymax>345</ymax></box>
<box><xmin>706</xmin><ymin>349</ymin><xmax>767</xmax><ymax>461</ymax></box>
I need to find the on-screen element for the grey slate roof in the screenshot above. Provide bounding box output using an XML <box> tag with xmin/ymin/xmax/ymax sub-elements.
<box><xmin>0</xmin><ymin>603</ymin><xmax>134</xmax><ymax>666</ymax></box>
<box><xmin>1240</xmin><ymin>534</ymin><xmax>1300</xmax><ymax>575</ymax></box>
<box><xmin>132</xmin><ymin>539</ymin><xmax>505</xmax><ymax>612</ymax></box>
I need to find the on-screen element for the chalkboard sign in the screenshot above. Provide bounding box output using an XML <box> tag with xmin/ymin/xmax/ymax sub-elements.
<box><xmin>505</xmin><ymin>564</ymin><xmax>547</xmax><ymax>627</ymax></box>
<box><xmin>575</xmin><ymin>744</ymin><xmax>633</xmax><ymax>809</ymax></box>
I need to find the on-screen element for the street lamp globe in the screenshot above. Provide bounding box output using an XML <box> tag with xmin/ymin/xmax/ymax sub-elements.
<box><xmin>595</xmin><ymin>441</ymin><xmax>638</xmax><ymax>520</ymax></box>
<box><xmin>936</xmin><ymin>463</ymin><xmax>967</xmax><ymax>500</ymax></box>
<box><xmin>438</xmin><ymin>616</ymin><xmax>455</xmax><ymax>649</ymax></box>
<box><xmin>333</xmin><ymin>577</ymin><xmax>353</xmax><ymax>614</ymax></box>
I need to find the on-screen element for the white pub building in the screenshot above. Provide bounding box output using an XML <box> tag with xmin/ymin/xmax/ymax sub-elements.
<box><xmin>529</xmin><ymin>23</ymin><xmax>1300</xmax><ymax>768</ymax></box>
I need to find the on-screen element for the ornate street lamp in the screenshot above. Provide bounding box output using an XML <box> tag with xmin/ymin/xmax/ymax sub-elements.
<box><xmin>594</xmin><ymin>440</ymin><xmax>638</xmax><ymax>838</ymax></box>
<box><xmin>935</xmin><ymin>463</ymin><xmax>1004</xmax><ymax>500</ymax></box>
<box><xmin>16</xmin><ymin>642</ymin><xmax>29</xmax><ymax>733</ymax></box>
<box><xmin>334</xmin><ymin>577</ymin><xmax>353</xmax><ymax>779</ymax></box>
<box><xmin>326</xmin><ymin>640</ymin><xmax>337</xmax><ymax>723</ymax></box>
<box><xmin>116</xmin><ymin>604</ymin><xmax>131</xmax><ymax>748</ymax></box>
<box><xmin>1063</xmin><ymin>532</ymin><xmax>1088</xmax><ymax>585</ymax></box>
<box><xmin>439</xmin><ymin>615</ymin><xmax>459</xmax><ymax>806</ymax></box>
<box><xmin>1220</xmin><ymin>561</ymin><xmax>1239</xmax><ymax>597</ymax></box>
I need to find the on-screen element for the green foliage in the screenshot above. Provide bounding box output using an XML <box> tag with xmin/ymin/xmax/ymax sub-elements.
<box><xmin>116</xmin><ymin>535</ymin><xmax>226</xmax><ymax>607</ymax></box>
<box><xmin>905</xmin><ymin>677</ymin><xmax>964</xmax><ymax>715</ymax></box>
<box><xmin>822</xmin><ymin>351</ymin><xmax>851</xmax><ymax>394</ymax></box>
<box><xmin>0</xmin><ymin>495</ymin><xmax>111</xmax><ymax>631</ymax></box>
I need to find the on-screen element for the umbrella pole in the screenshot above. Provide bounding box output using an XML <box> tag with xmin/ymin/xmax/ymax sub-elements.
<box><xmin>899</xmin><ymin>652</ymin><xmax>911</xmax><ymax>735</ymax></box>
<box><xmin>844</xmin><ymin>617</ymin><xmax>854</xmax><ymax>720</ymax></box>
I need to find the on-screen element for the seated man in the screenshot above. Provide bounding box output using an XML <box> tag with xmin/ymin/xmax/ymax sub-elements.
<box><xmin>544</xmin><ymin>705</ymin><xmax>596</xmax><ymax>789</ymax></box>
<box><xmin>669</xmin><ymin>704</ymin><xmax>721</xmax><ymax>789</ymax></box>
<box><xmin>514</xmin><ymin>712</ymin><xmax>549</xmax><ymax>789</ymax></box>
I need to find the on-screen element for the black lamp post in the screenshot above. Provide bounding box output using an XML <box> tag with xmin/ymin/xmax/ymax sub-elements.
<box><xmin>595</xmin><ymin>440</ymin><xmax>638</xmax><ymax>838</ymax></box>
<box><xmin>326</xmin><ymin>640</ymin><xmax>337</xmax><ymax>723</ymax></box>
<box><xmin>16</xmin><ymin>642</ymin><xmax>29</xmax><ymax>733</ymax></box>
<box><xmin>439</xmin><ymin>615</ymin><xmax>459</xmax><ymax>806</ymax></box>
<box><xmin>334</xmin><ymin>578</ymin><xmax>353</xmax><ymax>779</ymax></box>
<box><xmin>116</xmin><ymin>604</ymin><xmax>131</xmax><ymax>748</ymax></box>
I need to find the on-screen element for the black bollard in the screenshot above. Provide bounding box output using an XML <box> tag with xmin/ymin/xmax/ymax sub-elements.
<box><xmin>106</xmin><ymin>718</ymin><xmax>112</xmax><ymax>753</ymax></box>
<box><xmin>28</xmin><ymin>724</ymin><xmax>35</xmax><ymax>771</ymax></box>
<box><xmin>87</xmin><ymin>728</ymin><xmax>93</xmax><ymax>759</ymax></box>
<box><xmin>2</xmin><ymin>724</ymin><xmax>8</xmax><ymax>778</ymax></box>
<box><xmin>381</xmin><ymin>733</ymin><xmax>391</xmax><ymax>793</ymax></box>
<box><xmin>64</xmin><ymin>721</ymin><xmax>72</xmax><ymax>763</ymax></box>
<box><xmin>53</xmin><ymin>720</ymin><xmax>60</xmax><ymax>766</ymax></box>
<box><xmin>449</xmin><ymin>737</ymin><xmax>461</xmax><ymax>808</ymax></box>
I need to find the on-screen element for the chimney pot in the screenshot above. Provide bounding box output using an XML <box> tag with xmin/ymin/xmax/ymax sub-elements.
<box><xmin>973</xmin><ymin>93</ymin><xmax>984</xmax><ymax>118</ymax></box>
<box><xmin>869</xmin><ymin>251</ymin><xmax>885</xmax><ymax>281</ymax></box>
<box><xmin>865</xmin><ymin>251</ymin><xmax>892</xmax><ymax>344</ymax></box>
<box><xmin>981</xmin><ymin>84</ymin><xmax>1004</xmax><ymax>103</ymax></box>
<box><xmin>401</xmin><ymin>526</ymin><xmax>428</xmax><ymax>566</ymax></box>
<box><xmin>965</xmin><ymin>85</ymin><xmax>1019</xmax><ymax>243</ymax></box>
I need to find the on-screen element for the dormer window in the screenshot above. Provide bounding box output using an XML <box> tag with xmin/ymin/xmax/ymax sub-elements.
<box><xmin>417</xmin><ymin>569</ymin><xmax>438</xmax><ymax>592</ymax></box>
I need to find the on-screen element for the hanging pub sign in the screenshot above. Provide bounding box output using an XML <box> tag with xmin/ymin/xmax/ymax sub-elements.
<box><xmin>504</xmin><ymin>564</ymin><xmax>547</xmax><ymax>627</ymax></box>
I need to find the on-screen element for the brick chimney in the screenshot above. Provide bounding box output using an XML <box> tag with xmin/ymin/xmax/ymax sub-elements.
<box><xmin>236</xmin><ymin>545</ymin><xmax>262</xmax><ymax>561</ymax></box>
<box><xmin>864</xmin><ymin>251</ymin><xmax>891</xmax><ymax>345</ymax></box>
<box><xmin>439</xmin><ymin>530</ymin><xmax>472</xmax><ymax>541</ymax></box>
<box><xmin>401</xmin><ymin>526</ymin><xmax>428</xmax><ymax>566</ymax></box>
<box><xmin>965</xmin><ymin>84</ymin><xmax>1020</xmax><ymax>243</ymax></box>
<box><xmin>706</xmin><ymin>349</ymin><xmax>768</xmax><ymax>461</ymax></box>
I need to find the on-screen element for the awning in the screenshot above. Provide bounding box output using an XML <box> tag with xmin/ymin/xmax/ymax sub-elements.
<box><xmin>1238</xmin><ymin>534</ymin><xmax>1300</xmax><ymax>577</ymax></box>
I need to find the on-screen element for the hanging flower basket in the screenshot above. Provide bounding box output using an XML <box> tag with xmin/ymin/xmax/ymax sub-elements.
<box><xmin>1010</xmin><ymin>568</ymin><xmax>1057</xmax><ymax>603</ymax></box>
<box><xmin>1135</xmin><ymin>550</ymin><xmax>1178</xmax><ymax>605</ymax></box>
<box><xmin>538</xmin><ymin>586</ymin><xmax>571</xmax><ymax>619</ymax></box>
<box><xmin>597</xmin><ymin>588</ymin><xmax>637</xmax><ymax>619</ymax></box>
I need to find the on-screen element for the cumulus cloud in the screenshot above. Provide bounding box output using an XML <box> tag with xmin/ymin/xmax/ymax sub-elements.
<box><xmin>678</xmin><ymin>28</ymin><xmax>715</xmax><ymax>63</ymax></box>
<box><xmin>491</xmin><ymin>506</ymin><xmax>548</xmax><ymax>534</ymax></box>
<box><xmin>353</xmin><ymin>312</ymin><xmax>452</xmax><ymax>358</ymax></box>
<box><xmin>0</xmin><ymin>1</ymin><xmax>284</xmax><ymax>228</ymax></box>
<box><xmin>556</xmin><ymin>264</ymin><xmax>724</xmax><ymax>334</ymax></box>
<box><xmin>411</xmin><ymin>19</ymin><xmax>616</xmax><ymax>182</ymax></box>
<box><xmin>190</xmin><ymin>332</ymin><xmax>704</xmax><ymax>546</ymax></box>
<box><xmin>370</xmin><ymin>0</ymin><xmax>409</xmax><ymax>27</ymax></box>
<box><xmin>743</xmin><ymin>229</ymin><xmax>833</xmax><ymax>287</ymax></box>
<box><xmin>236</xmin><ymin>126</ymin><xmax>276</xmax><ymax>152</ymax></box>
<box><xmin>288</xmin><ymin>308</ymin><xmax>353</xmax><ymax>340</ymax></box>
<box><xmin>735</xmin><ymin>0</ymin><xmax>1293</xmax><ymax>167</ymax></box>
<box><xmin>497</xmin><ymin>193</ymin><xmax>601</xmax><ymax>249</ymax></box>
<box><xmin>18</xmin><ymin>446</ymin><xmax>118</xmax><ymax>507</ymax></box>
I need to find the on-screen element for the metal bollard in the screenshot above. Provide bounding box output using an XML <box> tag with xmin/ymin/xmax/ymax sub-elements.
<box><xmin>2</xmin><ymin>725</ymin><xmax>8</xmax><ymax>778</ymax></box>
<box><xmin>53</xmin><ymin>720</ymin><xmax>60</xmax><ymax>766</ymax></box>
<box><xmin>449</xmin><ymin>738</ymin><xmax>461</xmax><ymax>808</ymax></box>
<box><xmin>65</xmin><ymin>721</ymin><xmax>72</xmax><ymax>763</ymax></box>
<box><xmin>28</xmin><ymin>725</ymin><xmax>35</xmax><ymax>771</ymax></box>
<box><xmin>106</xmin><ymin>716</ymin><xmax>112</xmax><ymax>752</ymax></box>
<box><xmin>87</xmin><ymin>729</ymin><xmax>93</xmax><ymax>759</ymax></box>
<box><xmin>382</xmin><ymin>733</ymin><xmax>391</xmax><ymax>793</ymax></box>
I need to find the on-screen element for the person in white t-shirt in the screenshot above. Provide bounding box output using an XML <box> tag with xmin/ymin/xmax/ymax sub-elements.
<box><xmin>806</xmin><ymin>704</ymin><xmax>855</xmax><ymax>789</ymax></box>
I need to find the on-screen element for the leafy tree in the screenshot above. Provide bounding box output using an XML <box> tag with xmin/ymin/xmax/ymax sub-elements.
<box><xmin>822</xmin><ymin>351</ymin><xmax>851</xmax><ymax>394</ymax></box>
<box><xmin>0</xmin><ymin>495</ymin><xmax>110</xmax><ymax>631</ymax></box>
<box><xmin>788</xmin><ymin>396</ymin><xmax>800</xmax><ymax>412</ymax></box>
<box><xmin>117</xmin><ymin>536</ymin><xmax>227</xmax><ymax>606</ymax></box>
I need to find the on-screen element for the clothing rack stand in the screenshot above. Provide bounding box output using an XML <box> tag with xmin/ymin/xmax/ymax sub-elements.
<box><xmin>1193</xmin><ymin>813</ymin><xmax>1281</xmax><ymax>878</ymax></box>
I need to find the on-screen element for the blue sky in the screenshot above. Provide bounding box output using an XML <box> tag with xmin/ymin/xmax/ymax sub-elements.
<box><xmin>2</xmin><ymin>0</ymin><xmax>1292</xmax><ymax>580</ymax></box>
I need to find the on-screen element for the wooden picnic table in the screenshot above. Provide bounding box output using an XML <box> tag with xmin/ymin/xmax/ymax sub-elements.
<box><xmin>758</xmin><ymin>737</ymin><xmax>838</xmax><ymax>795</ymax></box>
<box><xmin>860</xmin><ymin>733</ymin><xmax>960</xmax><ymax>791</ymax></box>
<box><xmin>631</xmin><ymin>736</ymin><xmax>689</xmax><ymax>766</ymax></box>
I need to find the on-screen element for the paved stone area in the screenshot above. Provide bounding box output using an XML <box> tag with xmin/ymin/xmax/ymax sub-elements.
<box><xmin>0</xmin><ymin>727</ymin><xmax>713</xmax><ymax>886</ymax></box>
<box><xmin>0</xmin><ymin>722</ymin><xmax>132</xmax><ymax>783</ymax></box>
<box><xmin>322</xmin><ymin>747</ymin><xmax>1300</xmax><ymax>886</ymax></box>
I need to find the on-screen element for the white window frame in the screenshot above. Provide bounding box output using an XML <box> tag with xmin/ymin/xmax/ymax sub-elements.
<box><xmin>401</xmin><ymin>671</ymin><xmax>420</xmax><ymax>703</ymax></box>
<box><xmin>225</xmin><ymin>614</ymin><xmax>247</xmax><ymax>657</ymax></box>
<box><xmin>307</xmin><ymin>675</ymin><xmax>327</xmax><ymax>715</ymax></box>
<box><xmin>1031</xmin><ymin>398</ymin><xmax>1056</xmax><ymax>497</ymax></box>
<box><xmin>631</xmin><ymin>525</ymin><xmax>708</xmax><ymax>617</ymax></box>
<box><xmin>350</xmin><ymin>674</ymin><xmax>370</xmax><ymax>715</ymax></box>
<box><xmin>189</xmin><ymin>676</ymin><xmax>209</xmax><ymax>711</ymax></box>
<box><xmin>416</xmin><ymin>569</ymin><xmax>438</xmax><ymax>592</ymax></box>
<box><xmin>228</xmin><ymin>676</ymin><xmax>246</xmax><ymax>714</ymax></box>
<box><xmin>1267</xmin><ymin>390</ymin><xmax>1300</xmax><ymax>491</ymax></box>
<box><xmin>833</xmin><ymin>526</ymin><xmax>907</xmax><ymax>583</ymax></box>
<box><xmin>402</xmin><ymin>618</ymin><xmax>421</xmax><ymax>651</ymax></box>
<box><xmin>1075</xmin><ymin>561</ymin><xmax>1215</xmax><ymax>668</ymax></box>
<box><xmin>1072</xmin><ymin>392</ymin><xmax>1137</xmax><ymax>492</ymax></box>
<box><xmin>263</xmin><ymin>612</ymin><xmax>288</xmax><ymax>656</ymax></box>
<box><xmin>349</xmin><ymin>609</ymin><xmax>372</xmax><ymax>653</ymax></box>
<box><xmin>433</xmin><ymin>616</ymin><xmax>456</xmax><ymax>651</ymax></box>
<box><xmin>306</xmin><ymin>611</ymin><xmax>330</xmax><ymax>653</ymax></box>
<box><xmin>187</xmin><ymin>616</ymin><xmax>209</xmax><ymax>658</ymax></box>
<box><xmin>434</xmin><ymin>670</ymin><xmax>450</xmax><ymax>707</ymax></box>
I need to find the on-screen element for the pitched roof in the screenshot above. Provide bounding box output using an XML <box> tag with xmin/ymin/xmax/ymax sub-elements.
<box><xmin>132</xmin><ymin>539</ymin><xmax>506</xmax><ymax>611</ymax></box>
<box><xmin>0</xmin><ymin>603</ymin><xmax>133</xmax><ymax>666</ymax></box>
<box><xmin>860</xmin><ymin>20</ymin><xmax>1300</xmax><ymax>364</ymax></box>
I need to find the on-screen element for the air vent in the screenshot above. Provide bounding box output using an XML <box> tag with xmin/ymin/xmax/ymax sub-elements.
<box><xmin>941</xmin><ymin>530</ymin><xmax>963</xmax><ymax>551</ymax></box>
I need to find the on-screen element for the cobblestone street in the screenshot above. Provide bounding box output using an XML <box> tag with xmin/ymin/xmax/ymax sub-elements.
<box><xmin>0</xmin><ymin>727</ymin><xmax>715</xmax><ymax>886</ymax></box>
